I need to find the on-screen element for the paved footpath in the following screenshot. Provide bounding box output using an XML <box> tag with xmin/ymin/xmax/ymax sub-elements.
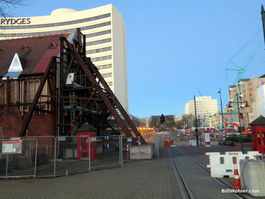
<box><xmin>0</xmin><ymin>145</ymin><xmax>256</xmax><ymax>199</ymax></box>
<box><xmin>0</xmin><ymin>149</ymin><xmax>181</xmax><ymax>199</ymax></box>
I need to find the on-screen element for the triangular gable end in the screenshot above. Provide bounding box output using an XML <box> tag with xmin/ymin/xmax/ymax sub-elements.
<box><xmin>8</xmin><ymin>53</ymin><xmax>23</xmax><ymax>72</ymax></box>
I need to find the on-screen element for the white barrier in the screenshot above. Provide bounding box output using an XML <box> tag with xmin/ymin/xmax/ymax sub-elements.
<box><xmin>189</xmin><ymin>140</ymin><xmax>197</xmax><ymax>146</ymax></box>
<box><xmin>206</xmin><ymin>151</ymin><xmax>260</xmax><ymax>178</ymax></box>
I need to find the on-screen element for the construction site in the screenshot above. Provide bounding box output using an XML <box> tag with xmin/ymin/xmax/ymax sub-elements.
<box><xmin>1</xmin><ymin>3</ymin><xmax>265</xmax><ymax>199</ymax></box>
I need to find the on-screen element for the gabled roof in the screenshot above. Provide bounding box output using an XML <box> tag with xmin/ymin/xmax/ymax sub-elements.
<box><xmin>249</xmin><ymin>115</ymin><xmax>265</xmax><ymax>126</ymax></box>
<box><xmin>0</xmin><ymin>33</ymin><xmax>70</xmax><ymax>77</ymax></box>
<box><xmin>77</xmin><ymin>122</ymin><xmax>96</xmax><ymax>132</ymax></box>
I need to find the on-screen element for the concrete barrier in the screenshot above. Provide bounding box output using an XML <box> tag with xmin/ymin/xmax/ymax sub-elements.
<box><xmin>239</xmin><ymin>159</ymin><xmax>265</xmax><ymax>197</ymax></box>
<box><xmin>206</xmin><ymin>151</ymin><xmax>260</xmax><ymax>178</ymax></box>
<box><xmin>130</xmin><ymin>144</ymin><xmax>154</xmax><ymax>159</ymax></box>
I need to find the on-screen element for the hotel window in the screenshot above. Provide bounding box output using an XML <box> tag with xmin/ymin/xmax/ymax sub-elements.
<box><xmin>97</xmin><ymin>64</ymin><xmax>112</xmax><ymax>70</ymax></box>
<box><xmin>108</xmin><ymin>81</ymin><xmax>113</xmax><ymax>86</ymax></box>
<box><xmin>81</xmin><ymin>21</ymin><xmax>111</xmax><ymax>31</ymax></box>
<box><xmin>1</xmin><ymin>29</ymin><xmax>73</xmax><ymax>37</ymax></box>
<box><xmin>86</xmin><ymin>38</ymin><xmax>111</xmax><ymax>46</ymax></box>
<box><xmin>86</xmin><ymin>30</ymin><xmax>111</xmax><ymax>38</ymax></box>
<box><xmin>91</xmin><ymin>55</ymin><xmax>112</xmax><ymax>62</ymax></box>
<box><xmin>102</xmin><ymin>73</ymin><xmax>112</xmax><ymax>78</ymax></box>
<box><xmin>87</xmin><ymin>47</ymin><xmax>111</xmax><ymax>54</ymax></box>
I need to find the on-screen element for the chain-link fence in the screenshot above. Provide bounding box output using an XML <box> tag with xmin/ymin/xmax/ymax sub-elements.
<box><xmin>56</xmin><ymin>135</ymin><xmax>88</xmax><ymax>176</ymax></box>
<box><xmin>90</xmin><ymin>135</ymin><xmax>123</xmax><ymax>170</ymax></box>
<box><xmin>0</xmin><ymin>138</ymin><xmax>38</xmax><ymax>179</ymax></box>
<box><xmin>0</xmin><ymin>134</ymin><xmax>160</xmax><ymax>179</ymax></box>
<box><xmin>55</xmin><ymin>135</ymin><xmax>123</xmax><ymax>176</ymax></box>
<box><xmin>33</xmin><ymin>136</ymin><xmax>56</xmax><ymax>178</ymax></box>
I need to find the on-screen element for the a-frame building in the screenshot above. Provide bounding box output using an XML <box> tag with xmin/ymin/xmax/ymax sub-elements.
<box><xmin>0</xmin><ymin>29</ymin><xmax>145</xmax><ymax>143</ymax></box>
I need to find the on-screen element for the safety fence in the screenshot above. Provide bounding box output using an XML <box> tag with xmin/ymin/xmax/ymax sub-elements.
<box><xmin>0</xmin><ymin>134</ymin><xmax>161</xmax><ymax>179</ymax></box>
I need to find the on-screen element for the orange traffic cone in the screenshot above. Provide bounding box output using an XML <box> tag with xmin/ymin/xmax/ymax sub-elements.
<box><xmin>233</xmin><ymin>162</ymin><xmax>241</xmax><ymax>190</ymax></box>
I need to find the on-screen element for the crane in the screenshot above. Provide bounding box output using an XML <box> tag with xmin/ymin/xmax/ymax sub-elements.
<box><xmin>226</xmin><ymin>29</ymin><xmax>262</xmax><ymax>84</ymax></box>
<box><xmin>225</xmin><ymin>30</ymin><xmax>262</xmax><ymax>125</ymax></box>
<box><xmin>196</xmin><ymin>88</ymin><xmax>203</xmax><ymax>96</ymax></box>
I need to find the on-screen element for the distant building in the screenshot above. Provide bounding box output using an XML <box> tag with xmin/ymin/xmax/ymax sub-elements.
<box><xmin>139</xmin><ymin>117</ymin><xmax>150</xmax><ymax>127</ymax></box>
<box><xmin>129</xmin><ymin>115</ymin><xmax>147</xmax><ymax>127</ymax></box>
<box><xmin>227</xmin><ymin>76</ymin><xmax>265</xmax><ymax>128</ymax></box>
<box><xmin>185</xmin><ymin>96</ymin><xmax>218</xmax><ymax>115</ymax></box>
<box><xmin>257</xmin><ymin>84</ymin><xmax>265</xmax><ymax>116</ymax></box>
<box><xmin>149</xmin><ymin>115</ymin><xmax>175</xmax><ymax>128</ymax></box>
<box><xmin>207</xmin><ymin>114</ymin><xmax>220</xmax><ymax>129</ymax></box>
<box><xmin>185</xmin><ymin>96</ymin><xmax>218</xmax><ymax>128</ymax></box>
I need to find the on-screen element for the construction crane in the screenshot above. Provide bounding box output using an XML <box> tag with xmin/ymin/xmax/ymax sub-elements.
<box><xmin>225</xmin><ymin>30</ymin><xmax>262</xmax><ymax>125</ymax></box>
<box><xmin>196</xmin><ymin>88</ymin><xmax>203</xmax><ymax>96</ymax></box>
<box><xmin>226</xmin><ymin>30</ymin><xmax>262</xmax><ymax>84</ymax></box>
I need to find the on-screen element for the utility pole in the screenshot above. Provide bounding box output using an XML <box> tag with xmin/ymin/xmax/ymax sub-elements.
<box><xmin>261</xmin><ymin>5</ymin><xmax>265</xmax><ymax>44</ymax></box>
<box><xmin>218</xmin><ymin>89</ymin><xmax>225</xmax><ymax>141</ymax></box>
<box><xmin>194</xmin><ymin>95</ymin><xmax>199</xmax><ymax>146</ymax></box>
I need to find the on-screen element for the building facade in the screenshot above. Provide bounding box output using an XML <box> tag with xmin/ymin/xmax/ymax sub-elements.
<box><xmin>257</xmin><ymin>84</ymin><xmax>265</xmax><ymax>117</ymax></box>
<box><xmin>227</xmin><ymin>76</ymin><xmax>265</xmax><ymax>128</ymax></box>
<box><xmin>185</xmin><ymin>96</ymin><xmax>218</xmax><ymax>128</ymax></box>
<box><xmin>185</xmin><ymin>96</ymin><xmax>218</xmax><ymax>116</ymax></box>
<box><xmin>0</xmin><ymin>4</ymin><xmax>128</xmax><ymax>111</ymax></box>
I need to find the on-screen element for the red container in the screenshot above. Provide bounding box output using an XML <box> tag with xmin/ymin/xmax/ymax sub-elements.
<box><xmin>250</xmin><ymin>115</ymin><xmax>265</xmax><ymax>154</ymax></box>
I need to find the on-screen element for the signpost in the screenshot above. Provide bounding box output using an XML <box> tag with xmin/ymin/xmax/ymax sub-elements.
<box><xmin>2</xmin><ymin>140</ymin><xmax>22</xmax><ymax>154</ymax></box>
<box><xmin>204</xmin><ymin>131</ymin><xmax>211</xmax><ymax>147</ymax></box>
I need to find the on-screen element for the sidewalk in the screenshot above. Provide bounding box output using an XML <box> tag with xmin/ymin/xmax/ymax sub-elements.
<box><xmin>0</xmin><ymin>148</ymin><xmax>181</xmax><ymax>199</ymax></box>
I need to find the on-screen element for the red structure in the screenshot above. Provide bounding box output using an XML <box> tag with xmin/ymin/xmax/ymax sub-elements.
<box><xmin>77</xmin><ymin>131</ymin><xmax>96</xmax><ymax>160</ymax></box>
<box><xmin>249</xmin><ymin>115</ymin><xmax>265</xmax><ymax>154</ymax></box>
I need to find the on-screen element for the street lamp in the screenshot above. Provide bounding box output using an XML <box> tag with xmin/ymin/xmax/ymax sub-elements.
<box><xmin>194</xmin><ymin>95</ymin><xmax>199</xmax><ymax>146</ymax></box>
<box><xmin>227</xmin><ymin>93</ymin><xmax>250</xmax><ymax>153</ymax></box>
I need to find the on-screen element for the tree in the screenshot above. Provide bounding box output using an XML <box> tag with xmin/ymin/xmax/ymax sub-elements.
<box><xmin>180</xmin><ymin>114</ymin><xmax>195</xmax><ymax>129</ymax></box>
<box><xmin>0</xmin><ymin>0</ymin><xmax>25</xmax><ymax>17</ymax></box>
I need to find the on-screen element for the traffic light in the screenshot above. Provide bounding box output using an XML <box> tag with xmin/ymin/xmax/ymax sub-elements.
<box><xmin>160</xmin><ymin>114</ymin><xmax>165</xmax><ymax>124</ymax></box>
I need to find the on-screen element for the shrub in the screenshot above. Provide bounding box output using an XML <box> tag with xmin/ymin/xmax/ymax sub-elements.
<box><xmin>226</xmin><ymin>134</ymin><xmax>252</xmax><ymax>143</ymax></box>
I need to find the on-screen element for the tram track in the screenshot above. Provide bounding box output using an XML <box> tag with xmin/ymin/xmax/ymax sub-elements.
<box><xmin>168</xmin><ymin>147</ymin><xmax>249</xmax><ymax>199</ymax></box>
<box><xmin>169</xmin><ymin>149</ymin><xmax>194</xmax><ymax>199</ymax></box>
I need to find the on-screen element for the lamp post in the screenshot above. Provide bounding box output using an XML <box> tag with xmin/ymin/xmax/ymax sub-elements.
<box><xmin>194</xmin><ymin>95</ymin><xmax>199</xmax><ymax>146</ymax></box>
<box><xmin>236</xmin><ymin>93</ymin><xmax>244</xmax><ymax>153</ymax></box>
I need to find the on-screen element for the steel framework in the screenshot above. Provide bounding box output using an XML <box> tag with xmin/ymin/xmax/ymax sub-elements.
<box><xmin>19</xmin><ymin>29</ymin><xmax>145</xmax><ymax>143</ymax></box>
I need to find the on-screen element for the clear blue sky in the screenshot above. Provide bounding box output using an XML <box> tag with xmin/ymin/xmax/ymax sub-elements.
<box><xmin>10</xmin><ymin>0</ymin><xmax>265</xmax><ymax>118</ymax></box>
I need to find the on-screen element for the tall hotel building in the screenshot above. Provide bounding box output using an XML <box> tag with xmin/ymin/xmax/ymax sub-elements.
<box><xmin>0</xmin><ymin>4</ymin><xmax>128</xmax><ymax>111</ymax></box>
<box><xmin>185</xmin><ymin>96</ymin><xmax>218</xmax><ymax>127</ymax></box>
<box><xmin>185</xmin><ymin>96</ymin><xmax>218</xmax><ymax>116</ymax></box>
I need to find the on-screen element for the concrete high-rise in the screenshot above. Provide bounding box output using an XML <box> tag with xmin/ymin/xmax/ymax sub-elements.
<box><xmin>0</xmin><ymin>4</ymin><xmax>128</xmax><ymax>111</ymax></box>
<box><xmin>185</xmin><ymin>96</ymin><xmax>218</xmax><ymax>116</ymax></box>
<box><xmin>185</xmin><ymin>96</ymin><xmax>218</xmax><ymax>128</ymax></box>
